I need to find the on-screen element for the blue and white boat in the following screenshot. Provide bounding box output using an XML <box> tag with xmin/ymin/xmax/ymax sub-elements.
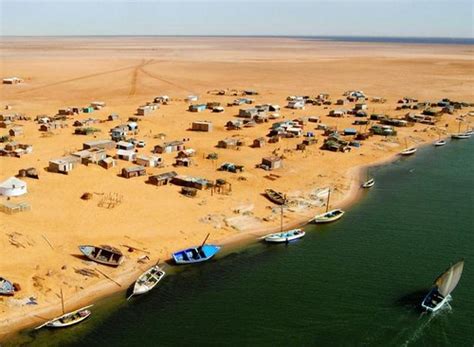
<box><xmin>264</xmin><ymin>229</ymin><xmax>305</xmax><ymax>243</ymax></box>
<box><xmin>172</xmin><ymin>244</ymin><xmax>220</xmax><ymax>264</ymax></box>
<box><xmin>0</xmin><ymin>277</ymin><xmax>14</xmax><ymax>296</ymax></box>
<box><xmin>172</xmin><ymin>234</ymin><xmax>220</xmax><ymax>264</ymax></box>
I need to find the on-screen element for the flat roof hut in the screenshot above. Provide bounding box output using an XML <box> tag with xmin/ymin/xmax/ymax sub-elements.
<box><xmin>121</xmin><ymin>165</ymin><xmax>146</xmax><ymax>179</ymax></box>
<box><xmin>148</xmin><ymin>171</ymin><xmax>177</xmax><ymax>186</ymax></box>
<box><xmin>261</xmin><ymin>156</ymin><xmax>282</xmax><ymax>171</ymax></box>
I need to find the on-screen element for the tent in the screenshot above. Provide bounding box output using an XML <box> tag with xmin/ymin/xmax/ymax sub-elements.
<box><xmin>0</xmin><ymin>177</ymin><xmax>27</xmax><ymax>197</ymax></box>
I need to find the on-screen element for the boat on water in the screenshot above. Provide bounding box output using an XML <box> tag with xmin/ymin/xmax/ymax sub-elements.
<box><xmin>172</xmin><ymin>233</ymin><xmax>220</xmax><ymax>265</ymax></box>
<box><xmin>313</xmin><ymin>209</ymin><xmax>345</xmax><ymax>223</ymax></box>
<box><xmin>362</xmin><ymin>178</ymin><xmax>375</xmax><ymax>188</ymax></box>
<box><xmin>421</xmin><ymin>260</ymin><xmax>464</xmax><ymax>312</ymax></box>
<box><xmin>264</xmin><ymin>189</ymin><xmax>286</xmax><ymax>205</ymax></box>
<box><xmin>79</xmin><ymin>245</ymin><xmax>124</xmax><ymax>267</ymax></box>
<box><xmin>434</xmin><ymin>139</ymin><xmax>447</xmax><ymax>147</ymax></box>
<box><xmin>400</xmin><ymin>147</ymin><xmax>417</xmax><ymax>156</ymax></box>
<box><xmin>0</xmin><ymin>277</ymin><xmax>14</xmax><ymax>296</ymax></box>
<box><xmin>264</xmin><ymin>229</ymin><xmax>305</xmax><ymax>243</ymax></box>
<box><xmin>451</xmin><ymin>133</ymin><xmax>471</xmax><ymax>139</ymax></box>
<box><xmin>35</xmin><ymin>305</ymin><xmax>93</xmax><ymax>330</ymax></box>
<box><xmin>129</xmin><ymin>265</ymin><xmax>166</xmax><ymax>299</ymax></box>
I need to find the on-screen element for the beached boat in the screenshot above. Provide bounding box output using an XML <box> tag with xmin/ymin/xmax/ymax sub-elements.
<box><xmin>313</xmin><ymin>209</ymin><xmax>345</xmax><ymax>223</ymax></box>
<box><xmin>400</xmin><ymin>147</ymin><xmax>417</xmax><ymax>156</ymax></box>
<box><xmin>434</xmin><ymin>139</ymin><xmax>446</xmax><ymax>146</ymax></box>
<box><xmin>172</xmin><ymin>233</ymin><xmax>221</xmax><ymax>265</ymax></box>
<box><xmin>264</xmin><ymin>229</ymin><xmax>305</xmax><ymax>243</ymax></box>
<box><xmin>0</xmin><ymin>277</ymin><xmax>14</xmax><ymax>296</ymax></box>
<box><xmin>172</xmin><ymin>244</ymin><xmax>220</xmax><ymax>264</ymax></box>
<box><xmin>265</xmin><ymin>189</ymin><xmax>286</xmax><ymax>205</ymax></box>
<box><xmin>451</xmin><ymin>133</ymin><xmax>471</xmax><ymax>139</ymax></box>
<box><xmin>35</xmin><ymin>305</ymin><xmax>93</xmax><ymax>330</ymax></box>
<box><xmin>79</xmin><ymin>245</ymin><xmax>124</xmax><ymax>267</ymax></box>
<box><xmin>421</xmin><ymin>260</ymin><xmax>464</xmax><ymax>312</ymax></box>
<box><xmin>362</xmin><ymin>178</ymin><xmax>375</xmax><ymax>188</ymax></box>
<box><xmin>129</xmin><ymin>265</ymin><xmax>166</xmax><ymax>298</ymax></box>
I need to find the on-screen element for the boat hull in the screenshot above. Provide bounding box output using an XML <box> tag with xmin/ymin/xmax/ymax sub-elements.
<box><xmin>421</xmin><ymin>288</ymin><xmax>450</xmax><ymax>312</ymax></box>
<box><xmin>172</xmin><ymin>244</ymin><xmax>221</xmax><ymax>265</ymax></box>
<box><xmin>434</xmin><ymin>140</ymin><xmax>446</xmax><ymax>146</ymax></box>
<box><xmin>265</xmin><ymin>189</ymin><xmax>285</xmax><ymax>205</ymax></box>
<box><xmin>132</xmin><ymin>266</ymin><xmax>165</xmax><ymax>296</ymax></box>
<box><xmin>79</xmin><ymin>245</ymin><xmax>124</xmax><ymax>267</ymax></box>
<box><xmin>362</xmin><ymin>179</ymin><xmax>375</xmax><ymax>188</ymax></box>
<box><xmin>451</xmin><ymin>133</ymin><xmax>471</xmax><ymax>139</ymax></box>
<box><xmin>313</xmin><ymin>209</ymin><xmax>345</xmax><ymax>223</ymax></box>
<box><xmin>400</xmin><ymin>147</ymin><xmax>417</xmax><ymax>156</ymax></box>
<box><xmin>46</xmin><ymin>310</ymin><xmax>91</xmax><ymax>328</ymax></box>
<box><xmin>264</xmin><ymin>229</ymin><xmax>305</xmax><ymax>243</ymax></box>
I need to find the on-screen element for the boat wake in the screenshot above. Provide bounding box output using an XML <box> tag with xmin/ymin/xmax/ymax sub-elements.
<box><xmin>400</xmin><ymin>297</ymin><xmax>452</xmax><ymax>347</ymax></box>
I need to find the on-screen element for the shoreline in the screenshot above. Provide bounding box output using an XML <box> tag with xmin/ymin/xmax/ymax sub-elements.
<box><xmin>0</xmin><ymin>149</ymin><xmax>401</xmax><ymax>343</ymax></box>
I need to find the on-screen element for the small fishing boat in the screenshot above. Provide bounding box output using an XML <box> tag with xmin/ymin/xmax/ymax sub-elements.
<box><xmin>129</xmin><ymin>265</ymin><xmax>165</xmax><ymax>299</ymax></box>
<box><xmin>0</xmin><ymin>277</ymin><xmax>14</xmax><ymax>296</ymax></box>
<box><xmin>35</xmin><ymin>305</ymin><xmax>93</xmax><ymax>330</ymax></box>
<box><xmin>400</xmin><ymin>147</ymin><xmax>417</xmax><ymax>156</ymax></box>
<box><xmin>172</xmin><ymin>234</ymin><xmax>220</xmax><ymax>265</ymax></box>
<box><xmin>264</xmin><ymin>229</ymin><xmax>305</xmax><ymax>243</ymax></box>
<box><xmin>264</xmin><ymin>189</ymin><xmax>286</xmax><ymax>205</ymax></box>
<box><xmin>434</xmin><ymin>139</ymin><xmax>446</xmax><ymax>146</ymax></box>
<box><xmin>79</xmin><ymin>245</ymin><xmax>124</xmax><ymax>267</ymax></box>
<box><xmin>361</xmin><ymin>178</ymin><xmax>375</xmax><ymax>188</ymax></box>
<box><xmin>313</xmin><ymin>209</ymin><xmax>345</xmax><ymax>223</ymax></box>
<box><xmin>451</xmin><ymin>133</ymin><xmax>471</xmax><ymax>139</ymax></box>
<box><xmin>421</xmin><ymin>260</ymin><xmax>464</xmax><ymax>312</ymax></box>
<box><xmin>465</xmin><ymin>129</ymin><xmax>473</xmax><ymax>136</ymax></box>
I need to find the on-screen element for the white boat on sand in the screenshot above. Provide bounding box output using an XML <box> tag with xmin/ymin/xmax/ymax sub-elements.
<box><xmin>35</xmin><ymin>305</ymin><xmax>93</xmax><ymax>330</ymax></box>
<box><xmin>313</xmin><ymin>209</ymin><xmax>345</xmax><ymax>223</ymax></box>
<box><xmin>421</xmin><ymin>260</ymin><xmax>464</xmax><ymax>312</ymax></box>
<box><xmin>128</xmin><ymin>265</ymin><xmax>166</xmax><ymax>299</ymax></box>
<box><xmin>264</xmin><ymin>229</ymin><xmax>305</xmax><ymax>243</ymax></box>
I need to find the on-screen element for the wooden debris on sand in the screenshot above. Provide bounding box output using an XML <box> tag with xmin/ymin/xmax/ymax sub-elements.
<box><xmin>74</xmin><ymin>268</ymin><xmax>99</xmax><ymax>278</ymax></box>
<box><xmin>98</xmin><ymin>192</ymin><xmax>123</xmax><ymax>209</ymax></box>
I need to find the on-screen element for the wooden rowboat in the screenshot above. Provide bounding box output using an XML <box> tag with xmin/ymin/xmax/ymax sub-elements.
<box><xmin>264</xmin><ymin>189</ymin><xmax>286</xmax><ymax>205</ymax></box>
<box><xmin>79</xmin><ymin>245</ymin><xmax>124</xmax><ymax>267</ymax></box>
<box><xmin>362</xmin><ymin>178</ymin><xmax>375</xmax><ymax>188</ymax></box>
<box><xmin>400</xmin><ymin>147</ymin><xmax>417</xmax><ymax>156</ymax></box>
<box><xmin>313</xmin><ymin>209</ymin><xmax>345</xmax><ymax>223</ymax></box>
<box><xmin>264</xmin><ymin>229</ymin><xmax>305</xmax><ymax>243</ymax></box>
<box><xmin>35</xmin><ymin>305</ymin><xmax>93</xmax><ymax>330</ymax></box>
<box><xmin>128</xmin><ymin>265</ymin><xmax>166</xmax><ymax>299</ymax></box>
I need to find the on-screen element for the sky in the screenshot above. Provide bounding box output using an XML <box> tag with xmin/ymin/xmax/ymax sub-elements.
<box><xmin>0</xmin><ymin>0</ymin><xmax>473</xmax><ymax>38</ymax></box>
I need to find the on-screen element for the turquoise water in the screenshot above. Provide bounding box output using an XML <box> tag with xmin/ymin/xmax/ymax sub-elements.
<box><xmin>8</xmin><ymin>139</ymin><xmax>474</xmax><ymax>346</ymax></box>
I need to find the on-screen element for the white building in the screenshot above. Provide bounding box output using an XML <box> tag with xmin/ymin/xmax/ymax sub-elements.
<box><xmin>0</xmin><ymin>177</ymin><xmax>27</xmax><ymax>197</ymax></box>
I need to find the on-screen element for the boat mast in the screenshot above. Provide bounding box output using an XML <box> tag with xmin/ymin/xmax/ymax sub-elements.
<box><xmin>326</xmin><ymin>189</ymin><xmax>331</xmax><ymax>213</ymax></box>
<box><xmin>60</xmin><ymin>288</ymin><xmax>65</xmax><ymax>315</ymax></box>
<box><xmin>200</xmin><ymin>233</ymin><xmax>210</xmax><ymax>249</ymax></box>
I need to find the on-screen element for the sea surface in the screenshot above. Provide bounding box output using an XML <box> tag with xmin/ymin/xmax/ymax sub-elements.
<box><xmin>7</xmin><ymin>138</ymin><xmax>474</xmax><ymax>346</ymax></box>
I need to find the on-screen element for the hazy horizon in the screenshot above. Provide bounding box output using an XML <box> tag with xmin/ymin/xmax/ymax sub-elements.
<box><xmin>1</xmin><ymin>0</ymin><xmax>472</xmax><ymax>38</ymax></box>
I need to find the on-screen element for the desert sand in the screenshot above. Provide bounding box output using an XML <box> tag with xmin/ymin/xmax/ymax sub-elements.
<box><xmin>0</xmin><ymin>37</ymin><xmax>473</xmax><ymax>339</ymax></box>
